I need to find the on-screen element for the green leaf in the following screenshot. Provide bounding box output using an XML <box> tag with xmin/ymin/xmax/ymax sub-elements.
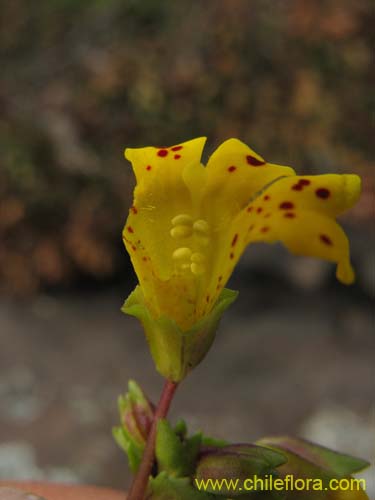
<box><xmin>257</xmin><ymin>437</ymin><xmax>370</xmax><ymax>476</ymax></box>
<box><xmin>255</xmin><ymin>437</ymin><xmax>370</xmax><ymax>499</ymax></box>
<box><xmin>156</xmin><ymin>419</ymin><xmax>188</xmax><ymax>477</ymax></box>
<box><xmin>200</xmin><ymin>435</ymin><xmax>228</xmax><ymax>448</ymax></box>
<box><xmin>148</xmin><ymin>471</ymin><xmax>214</xmax><ymax>500</ymax></box>
<box><xmin>122</xmin><ymin>286</ymin><xmax>238</xmax><ymax>381</ymax></box>
<box><xmin>174</xmin><ymin>419</ymin><xmax>188</xmax><ymax>439</ymax></box>
<box><xmin>156</xmin><ymin>419</ymin><xmax>202</xmax><ymax>478</ymax></box>
<box><xmin>184</xmin><ymin>433</ymin><xmax>203</xmax><ymax>475</ymax></box>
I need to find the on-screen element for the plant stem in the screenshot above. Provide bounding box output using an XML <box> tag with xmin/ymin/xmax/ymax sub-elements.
<box><xmin>127</xmin><ymin>379</ymin><xmax>179</xmax><ymax>500</ymax></box>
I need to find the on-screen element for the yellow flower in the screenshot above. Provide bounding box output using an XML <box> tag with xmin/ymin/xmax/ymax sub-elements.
<box><xmin>122</xmin><ymin>138</ymin><xmax>360</xmax><ymax>380</ymax></box>
<box><xmin>123</xmin><ymin>137</ymin><xmax>360</xmax><ymax>331</ymax></box>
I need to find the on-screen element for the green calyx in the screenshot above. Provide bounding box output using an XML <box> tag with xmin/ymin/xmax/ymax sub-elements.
<box><xmin>122</xmin><ymin>286</ymin><xmax>238</xmax><ymax>382</ymax></box>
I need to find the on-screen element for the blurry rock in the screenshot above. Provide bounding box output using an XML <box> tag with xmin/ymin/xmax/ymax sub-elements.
<box><xmin>0</xmin><ymin>442</ymin><xmax>79</xmax><ymax>484</ymax></box>
<box><xmin>0</xmin><ymin>442</ymin><xmax>41</xmax><ymax>480</ymax></box>
<box><xmin>0</xmin><ymin>367</ymin><xmax>45</xmax><ymax>424</ymax></box>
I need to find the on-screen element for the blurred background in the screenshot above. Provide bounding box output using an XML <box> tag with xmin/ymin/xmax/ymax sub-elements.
<box><xmin>0</xmin><ymin>0</ymin><xmax>374</xmax><ymax>493</ymax></box>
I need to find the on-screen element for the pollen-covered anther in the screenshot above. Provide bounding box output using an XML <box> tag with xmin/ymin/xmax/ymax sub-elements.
<box><xmin>170</xmin><ymin>214</ymin><xmax>194</xmax><ymax>239</ymax></box>
<box><xmin>171</xmin><ymin>214</ymin><xmax>193</xmax><ymax>226</ymax></box>
<box><xmin>172</xmin><ymin>247</ymin><xmax>193</xmax><ymax>260</ymax></box>
<box><xmin>193</xmin><ymin>219</ymin><xmax>210</xmax><ymax>247</ymax></box>
<box><xmin>190</xmin><ymin>262</ymin><xmax>206</xmax><ymax>275</ymax></box>
<box><xmin>170</xmin><ymin>225</ymin><xmax>193</xmax><ymax>239</ymax></box>
<box><xmin>193</xmin><ymin>219</ymin><xmax>210</xmax><ymax>235</ymax></box>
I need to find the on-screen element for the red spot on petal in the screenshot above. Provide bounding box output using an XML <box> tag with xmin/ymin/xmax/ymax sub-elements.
<box><xmin>142</xmin><ymin>256</ymin><xmax>147</xmax><ymax>262</ymax></box>
<box><xmin>131</xmin><ymin>206</ymin><xmax>138</xmax><ymax>214</ymax></box>
<box><xmin>247</xmin><ymin>206</ymin><xmax>253</xmax><ymax>213</ymax></box>
<box><xmin>127</xmin><ymin>226</ymin><xmax>134</xmax><ymax>233</ymax></box>
<box><xmin>146</xmin><ymin>165</ymin><xmax>152</xmax><ymax>171</ymax></box>
<box><xmin>279</xmin><ymin>201</ymin><xmax>295</xmax><ymax>210</ymax></box>
<box><xmin>230</xmin><ymin>252</ymin><xmax>234</xmax><ymax>259</ymax></box>
<box><xmin>265</xmin><ymin>213</ymin><xmax>271</xmax><ymax>218</ymax></box>
<box><xmin>261</xmin><ymin>226</ymin><xmax>270</xmax><ymax>233</ymax></box>
<box><xmin>284</xmin><ymin>212</ymin><xmax>296</xmax><ymax>218</ymax></box>
<box><xmin>257</xmin><ymin>207</ymin><xmax>263</xmax><ymax>213</ymax></box>
<box><xmin>218</xmin><ymin>275</ymin><xmax>223</xmax><ymax>282</ymax></box>
<box><xmin>264</xmin><ymin>195</ymin><xmax>271</xmax><ymax>201</ymax></box>
<box><xmin>157</xmin><ymin>149</ymin><xmax>168</xmax><ymax>157</ymax></box>
<box><xmin>316</xmin><ymin>188</ymin><xmax>330</xmax><ymax>199</ymax></box>
<box><xmin>131</xmin><ymin>245</ymin><xmax>136</xmax><ymax>251</ymax></box>
<box><xmin>174</xmin><ymin>154</ymin><xmax>181</xmax><ymax>159</ymax></box>
<box><xmin>171</xmin><ymin>145</ymin><xmax>183</xmax><ymax>151</ymax></box>
<box><xmin>206</xmin><ymin>294</ymin><xmax>210</xmax><ymax>303</ymax></box>
<box><xmin>246</xmin><ymin>155</ymin><xmax>266</xmax><ymax>166</ymax></box>
<box><xmin>228</xmin><ymin>165</ymin><xmax>236</xmax><ymax>172</ymax></box>
<box><xmin>293</xmin><ymin>178</ymin><xmax>311</xmax><ymax>191</ymax></box>
<box><xmin>320</xmin><ymin>234</ymin><xmax>333</xmax><ymax>246</ymax></box>
<box><xmin>249</xmin><ymin>224</ymin><xmax>255</xmax><ymax>231</ymax></box>
<box><xmin>231</xmin><ymin>234</ymin><xmax>238</xmax><ymax>247</ymax></box>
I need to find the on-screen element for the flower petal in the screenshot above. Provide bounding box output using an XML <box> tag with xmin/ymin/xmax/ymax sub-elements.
<box><xmin>202</xmin><ymin>138</ymin><xmax>295</xmax><ymax>223</ymax></box>
<box><xmin>248</xmin><ymin>210</ymin><xmax>355</xmax><ymax>283</ymax></box>
<box><xmin>123</xmin><ymin>138</ymin><xmax>207</xmax><ymax>325</ymax></box>
<box><xmin>241</xmin><ymin>174</ymin><xmax>361</xmax><ymax>284</ymax></box>
<box><xmin>193</xmin><ymin>139</ymin><xmax>296</xmax><ymax>311</ymax></box>
<box><xmin>252</xmin><ymin>173</ymin><xmax>361</xmax><ymax>218</ymax></box>
<box><xmin>125</xmin><ymin>137</ymin><xmax>207</xmax><ymax>190</ymax></box>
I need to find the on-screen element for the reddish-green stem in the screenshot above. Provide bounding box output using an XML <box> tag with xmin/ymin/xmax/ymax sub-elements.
<box><xmin>127</xmin><ymin>379</ymin><xmax>179</xmax><ymax>500</ymax></box>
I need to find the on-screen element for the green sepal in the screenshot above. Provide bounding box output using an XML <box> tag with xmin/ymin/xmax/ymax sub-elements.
<box><xmin>156</xmin><ymin>419</ymin><xmax>202</xmax><ymax>478</ymax></box>
<box><xmin>122</xmin><ymin>286</ymin><xmax>238</xmax><ymax>381</ymax></box>
<box><xmin>148</xmin><ymin>471</ymin><xmax>215</xmax><ymax>500</ymax></box>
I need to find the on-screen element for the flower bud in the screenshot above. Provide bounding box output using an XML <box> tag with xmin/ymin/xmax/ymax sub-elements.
<box><xmin>113</xmin><ymin>380</ymin><xmax>155</xmax><ymax>472</ymax></box>
<box><xmin>119</xmin><ymin>380</ymin><xmax>154</xmax><ymax>446</ymax></box>
<box><xmin>195</xmin><ymin>444</ymin><xmax>286</xmax><ymax>496</ymax></box>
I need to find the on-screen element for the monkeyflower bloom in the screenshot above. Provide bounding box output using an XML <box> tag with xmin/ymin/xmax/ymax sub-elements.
<box><xmin>122</xmin><ymin>138</ymin><xmax>360</xmax><ymax>381</ymax></box>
